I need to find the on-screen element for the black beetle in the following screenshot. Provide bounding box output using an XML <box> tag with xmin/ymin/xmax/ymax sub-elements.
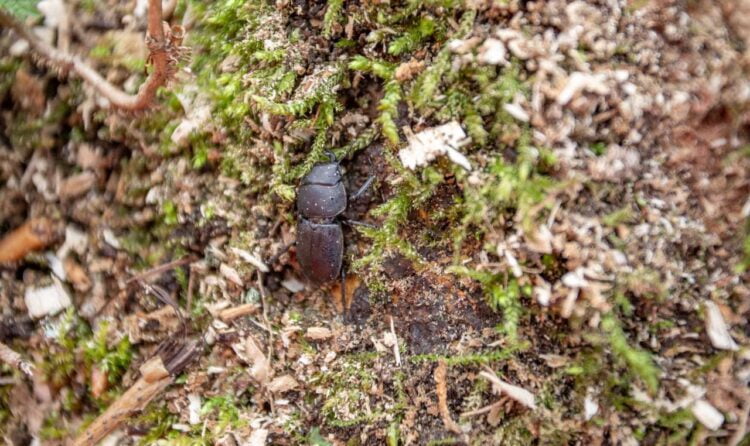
<box><xmin>296</xmin><ymin>153</ymin><xmax>373</xmax><ymax>288</ymax></box>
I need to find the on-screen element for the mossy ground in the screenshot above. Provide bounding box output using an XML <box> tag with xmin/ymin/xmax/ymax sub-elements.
<box><xmin>1</xmin><ymin>0</ymin><xmax>750</xmax><ymax>444</ymax></box>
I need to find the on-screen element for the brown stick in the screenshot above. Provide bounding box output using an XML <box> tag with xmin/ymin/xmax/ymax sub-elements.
<box><xmin>73</xmin><ymin>357</ymin><xmax>172</xmax><ymax>446</ymax></box>
<box><xmin>0</xmin><ymin>218</ymin><xmax>57</xmax><ymax>264</ymax></box>
<box><xmin>0</xmin><ymin>0</ymin><xmax>172</xmax><ymax>111</ymax></box>
<box><xmin>72</xmin><ymin>339</ymin><xmax>199</xmax><ymax>445</ymax></box>
<box><xmin>435</xmin><ymin>360</ymin><xmax>462</xmax><ymax>435</ymax></box>
<box><xmin>0</xmin><ymin>341</ymin><xmax>34</xmax><ymax>376</ymax></box>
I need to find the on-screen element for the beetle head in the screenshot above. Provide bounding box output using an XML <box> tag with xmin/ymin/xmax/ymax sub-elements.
<box><xmin>301</xmin><ymin>162</ymin><xmax>342</xmax><ymax>186</ymax></box>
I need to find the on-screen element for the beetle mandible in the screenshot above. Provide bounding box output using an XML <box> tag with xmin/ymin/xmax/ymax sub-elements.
<box><xmin>295</xmin><ymin>152</ymin><xmax>374</xmax><ymax>288</ymax></box>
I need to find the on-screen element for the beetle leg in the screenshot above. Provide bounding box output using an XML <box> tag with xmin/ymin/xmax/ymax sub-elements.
<box><xmin>266</xmin><ymin>240</ymin><xmax>295</xmax><ymax>266</ymax></box>
<box><xmin>341</xmin><ymin>266</ymin><xmax>347</xmax><ymax>315</ymax></box>
<box><xmin>349</xmin><ymin>175</ymin><xmax>375</xmax><ymax>201</ymax></box>
<box><xmin>341</xmin><ymin>218</ymin><xmax>377</xmax><ymax>229</ymax></box>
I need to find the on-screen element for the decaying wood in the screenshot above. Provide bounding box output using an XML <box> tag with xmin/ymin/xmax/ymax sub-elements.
<box><xmin>72</xmin><ymin>339</ymin><xmax>199</xmax><ymax>446</ymax></box>
<box><xmin>0</xmin><ymin>341</ymin><xmax>34</xmax><ymax>376</ymax></box>
<box><xmin>0</xmin><ymin>0</ymin><xmax>183</xmax><ymax>111</ymax></box>
<box><xmin>0</xmin><ymin>218</ymin><xmax>58</xmax><ymax>264</ymax></box>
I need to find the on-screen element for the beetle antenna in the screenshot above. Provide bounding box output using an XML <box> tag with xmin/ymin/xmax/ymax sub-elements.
<box><xmin>325</xmin><ymin>150</ymin><xmax>337</xmax><ymax>163</ymax></box>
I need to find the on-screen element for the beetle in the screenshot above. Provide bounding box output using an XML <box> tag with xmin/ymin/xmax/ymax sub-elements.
<box><xmin>295</xmin><ymin>153</ymin><xmax>374</xmax><ymax>290</ymax></box>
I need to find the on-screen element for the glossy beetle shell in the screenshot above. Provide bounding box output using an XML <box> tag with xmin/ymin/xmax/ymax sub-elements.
<box><xmin>296</xmin><ymin>219</ymin><xmax>343</xmax><ymax>284</ymax></box>
<box><xmin>296</xmin><ymin>182</ymin><xmax>347</xmax><ymax>220</ymax></box>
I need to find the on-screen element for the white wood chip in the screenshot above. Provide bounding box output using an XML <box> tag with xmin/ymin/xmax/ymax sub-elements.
<box><xmin>704</xmin><ymin>301</ymin><xmax>739</xmax><ymax>351</ymax></box>
<box><xmin>247</xmin><ymin>428</ymin><xmax>269</xmax><ymax>446</ymax></box>
<box><xmin>399</xmin><ymin>121</ymin><xmax>472</xmax><ymax>171</ymax></box>
<box><xmin>477</xmin><ymin>38</ymin><xmax>507</xmax><ymax>65</ymax></box>
<box><xmin>503</xmin><ymin>103</ymin><xmax>530</xmax><ymax>122</ymax></box>
<box><xmin>187</xmin><ymin>394</ymin><xmax>201</xmax><ymax>425</ymax></box>
<box><xmin>691</xmin><ymin>399</ymin><xmax>724</xmax><ymax>430</ymax></box>
<box><xmin>584</xmin><ymin>395</ymin><xmax>599</xmax><ymax>421</ymax></box>
<box><xmin>24</xmin><ymin>278</ymin><xmax>71</xmax><ymax>318</ymax></box>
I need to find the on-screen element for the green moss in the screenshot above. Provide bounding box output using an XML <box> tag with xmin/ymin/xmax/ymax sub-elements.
<box><xmin>448</xmin><ymin>266</ymin><xmax>529</xmax><ymax>340</ymax></box>
<box><xmin>602</xmin><ymin>206</ymin><xmax>635</xmax><ymax>227</ymax></box>
<box><xmin>83</xmin><ymin>320</ymin><xmax>133</xmax><ymax>385</ymax></box>
<box><xmin>388</xmin><ymin>17</ymin><xmax>437</xmax><ymax>56</ymax></box>
<box><xmin>322</xmin><ymin>0</ymin><xmax>344</xmax><ymax>38</ymax></box>
<box><xmin>311</xmin><ymin>352</ymin><xmax>405</xmax><ymax>430</ymax></box>
<box><xmin>600</xmin><ymin>313</ymin><xmax>660</xmax><ymax>394</ymax></box>
<box><xmin>201</xmin><ymin>394</ymin><xmax>245</xmax><ymax>432</ymax></box>
<box><xmin>410</xmin><ymin>344</ymin><xmax>525</xmax><ymax>365</ymax></box>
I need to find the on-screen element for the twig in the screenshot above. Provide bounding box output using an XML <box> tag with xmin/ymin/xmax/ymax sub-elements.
<box><xmin>729</xmin><ymin>400</ymin><xmax>750</xmax><ymax>446</ymax></box>
<box><xmin>461</xmin><ymin>400</ymin><xmax>503</xmax><ymax>418</ymax></box>
<box><xmin>435</xmin><ymin>360</ymin><xmax>462</xmax><ymax>435</ymax></box>
<box><xmin>0</xmin><ymin>341</ymin><xmax>34</xmax><ymax>376</ymax></box>
<box><xmin>73</xmin><ymin>339</ymin><xmax>198</xmax><ymax>446</ymax></box>
<box><xmin>57</xmin><ymin>0</ymin><xmax>71</xmax><ymax>53</ymax></box>
<box><xmin>389</xmin><ymin>316</ymin><xmax>401</xmax><ymax>366</ymax></box>
<box><xmin>0</xmin><ymin>0</ymin><xmax>182</xmax><ymax>111</ymax></box>
<box><xmin>218</xmin><ymin>303</ymin><xmax>260</xmax><ymax>322</ymax></box>
<box><xmin>126</xmin><ymin>256</ymin><xmax>196</xmax><ymax>284</ymax></box>
<box><xmin>162</xmin><ymin>0</ymin><xmax>179</xmax><ymax>20</ymax></box>
<box><xmin>0</xmin><ymin>218</ymin><xmax>59</xmax><ymax>264</ymax></box>
<box><xmin>256</xmin><ymin>272</ymin><xmax>274</xmax><ymax>365</ymax></box>
<box><xmin>256</xmin><ymin>271</ymin><xmax>276</xmax><ymax>415</ymax></box>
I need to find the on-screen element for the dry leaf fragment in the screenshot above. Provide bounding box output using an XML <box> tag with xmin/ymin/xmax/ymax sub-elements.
<box><xmin>268</xmin><ymin>375</ymin><xmax>299</xmax><ymax>393</ymax></box>
<box><xmin>479</xmin><ymin>367</ymin><xmax>536</xmax><ymax>410</ymax></box>
<box><xmin>305</xmin><ymin>327</ymin><xmax>332</xmax><ymax>341</ymax></box>
<box><xmin>245</xmin><ymin>335</ymin><xmax>271</xmax><ymax>385</ymax></box>
<box><xmin>59</xmin><ymin>171</ymin><xmax>96</xmax><ymax>199</ymax></box>
<box><xmin>248</xmin><ymin>428</ymin><xmax>269</xmax><ymax>446</ymax></box>
<box><xmin>220</xmin><ymin>263</ymin><xmax>244</xmax><ymax>286</ymax></box>
<box><xmin>395</xmin><ymin>59</ymin><xmax>425</xmax><ymax>82</ymax></box>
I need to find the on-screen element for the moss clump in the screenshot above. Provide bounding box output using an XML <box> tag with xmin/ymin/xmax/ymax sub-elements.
<box><xmin>311</xmin><ymin>353</ymin><xmax>405</xmax><ymax>430</ymax></box>
<box><xmin>599</xmin><ymin>314</ymin><xmax>660</xmax><ymax>395</ymax></box>
<box><xmin>83</xmin><ymin>320</ymin><xmax>133</xmax><ymax>386</ymax></box>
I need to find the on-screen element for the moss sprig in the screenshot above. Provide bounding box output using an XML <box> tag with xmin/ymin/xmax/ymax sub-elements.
<box><xmin>323</xmin><ymin>0</ymin><xmax>344</xmax><ymax>38</ymax></box>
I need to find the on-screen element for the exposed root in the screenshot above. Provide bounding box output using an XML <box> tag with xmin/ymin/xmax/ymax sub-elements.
<box><xmin>0</xmin><ymin>0</ymin><xmax>186</xmax><ymax>111</ymax></box>
<box><xmin>435</xmin><ymin>360</ymin><xmax>462</xmax><ymax>435</ymax></box>
<box><xmin>0</xmin><ymin>217</ymin><xmax>59</xmax><ymax>264</ymax></box>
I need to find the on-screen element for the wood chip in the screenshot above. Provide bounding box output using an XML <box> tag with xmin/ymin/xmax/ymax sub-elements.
<box><xmin>704</xmin><ymin>301</ymin><xmax>739</xmax><ymax>351</ymax></box>
<box><xmin>0</xmin><ymin>218</ymin><xmax>59</xmax><ymax>264</ymax></box>
<box><xmin>218</xmin><ymin>303</ymin><xmax>259</xmax><ymax>322</ymax></box>
<box><xmin>305</xmin><ymin>326</ymin><xmax>332</xmax><ymax>341</ymax></box>
<box><xmin>59</xmin><ymin>171</ymin><xmax>96</xmax><ymax>199</ymax></box>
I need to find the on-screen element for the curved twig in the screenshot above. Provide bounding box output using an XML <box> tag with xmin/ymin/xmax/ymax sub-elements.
<box><xmin>0</xmin><ymin>0</ymin><xmax>174</xmax><ymax>111</ymax></box>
